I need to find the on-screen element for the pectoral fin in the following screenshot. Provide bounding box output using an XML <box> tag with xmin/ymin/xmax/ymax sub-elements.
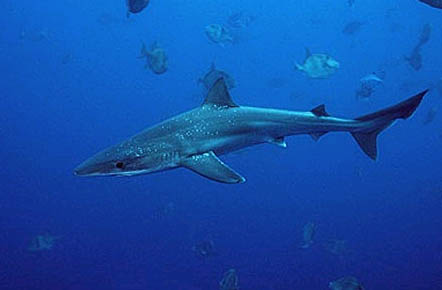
<box><xmin>181</xmin><ymin>152</ymin><xmax>245</xmax><ymax>184</ymax></box>
<box><xmin>269</xmin><ymin>137</ymin><xmax>287</xmax><ymax>148</ymax></box>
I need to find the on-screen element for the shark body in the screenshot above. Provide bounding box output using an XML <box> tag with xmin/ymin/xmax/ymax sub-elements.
<box><xmin>74</xmin><ymin>79</ymin><xmax>426</xmax><ymax>183</ymax></box>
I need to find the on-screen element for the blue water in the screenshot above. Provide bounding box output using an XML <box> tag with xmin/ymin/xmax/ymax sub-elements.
<box><xmin>1</xmin><ymin>0</ymin><xmax>442</xmax><ymax>289</ymax></box>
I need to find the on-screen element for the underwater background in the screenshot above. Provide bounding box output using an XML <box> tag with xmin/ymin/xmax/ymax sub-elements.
<box><xmin>1</xmin><ymin>0</ymin><xmax>442</xmax><ymax>289</ymax></box>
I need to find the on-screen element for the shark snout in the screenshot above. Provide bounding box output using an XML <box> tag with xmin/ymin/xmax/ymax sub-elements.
<box><xmin>73</xmin><ymin>158</ymin><xmax>100</xmax><ymax>176</ymax></box>
<box><xmin>73</xmin><ymin>162</ymin><xmax>90</xmax><ymax>176</ymax></box>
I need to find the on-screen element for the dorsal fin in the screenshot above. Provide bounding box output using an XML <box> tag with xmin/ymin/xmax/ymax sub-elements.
<box><xmin>150</xmin><ymin>41</ymin><xmax>159</xmax><ymax>51</ymax></box>
<box><xmin>203</xmin><ymin>78</ymin><xmax>238</xmax><ymax>107</ymax></box>
<box><xmin>305</xmin><ymin>47</ymin><xmax>312</xmax><ymax>59</ymax></box>
<box><xmin>210</xmin><ymin>62</ymin><xmax>216</xmax><ymax>71</ymax></box>
<box><xmin>311</xmin><ymin>104</ymin><xmax>329</xmax><ymax>117</ymax></box>
<box><xmin>139</xmin><ymin>41</ymin><xmax>148</xmax><ymax>57</ymax></box>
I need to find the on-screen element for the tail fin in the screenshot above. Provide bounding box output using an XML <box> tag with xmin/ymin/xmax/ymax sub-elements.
<box><xmin>300</xmin><ymin>241</ymin><xmax>313</xmax><ymax>249</ymax></box>
<box><xmin>138</xmin><ymin>41</ymin><xmax>148</xmax><ymax>58</ymax></box>
<box><xmin>351</xmin><ymin>90</ymin><xmax>427</xmax><ymax>160</ymax></box>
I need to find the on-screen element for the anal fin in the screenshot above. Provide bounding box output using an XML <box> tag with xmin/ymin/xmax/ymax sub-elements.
<box><xmin>181</xmin><ymin>151</ymin><xmax>245</xmax><ymax>184</ymax></box>
<box><xmin>310</xmin><ymin>131</ymin><xmax>328</xmax><ymax>141</ymax></box>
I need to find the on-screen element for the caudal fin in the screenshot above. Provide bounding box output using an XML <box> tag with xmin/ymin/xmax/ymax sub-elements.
<box><xmin>351</xmin><ymin>90</ymin><xmax>428</xmax><ymax>160</ymax></box>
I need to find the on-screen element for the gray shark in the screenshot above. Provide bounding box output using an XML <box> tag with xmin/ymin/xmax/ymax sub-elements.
<box><xmin>74</xmin><ymin>78</ymin><xmax>427</xmax><ymax>183</ymax></box>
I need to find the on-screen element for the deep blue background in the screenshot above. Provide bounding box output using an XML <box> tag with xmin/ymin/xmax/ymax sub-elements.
<box><xmin>1</xmin><ymin>0</ymin><xmax>441</xmax><ymax>289</ymax></box>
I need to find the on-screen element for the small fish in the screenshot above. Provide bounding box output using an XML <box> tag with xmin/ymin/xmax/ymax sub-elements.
<box><xmin>423</xmin><ymin>106</ymin><xmax>438</xmax><ymax>125</ymax></box>
<box><xmin>329</xmin><ymin>276</ymin><xmax>365</xmax><ymax>290</ymax></box>
<box><xmin>295</xmin><ymin>48</ymin><xmax>340</xmax><ymax>79</ymax></box>
<box><xmin>356</xmin><ymin>73</ymin><xmax>384</xmax><ymax>100</ymax></box>
<box><xmin>342</xmin><ymin>21</ymin><xmax>364</xmax><ymax>35</ymax></box>
<box><xmin>198</xmin><ymin>63</ymin><xmax>235</xmax><ymax>92</ymax></box>
<box><xmin>20</xmin><ymin>28</ymin><xmax>49</xmax><ymax>42</ymax></box>
<box><xmin>139</xmin><ymin>41</ymin><xmax>168</xmax><ymax>74</ymax></box>
<box><xmin>227</xmin><ymin>11</ymin><xmax>255</xmax><ymax>29</ymax></box>
<box><xmin>324</xmin><ymin>239</ymin><xmax>347</xmax><ymax>256</ymax></box>
<box><xmin>126</xmin><ymin>0</ymin><xmax>150</xmax><ymax>16</ymax></box>
<box><xmin>301</xmin><ymin>222</ymin><xmax>316</xmax><ymax>248</ymax></box>
<box><xmin>405</xmin><ymin>46</ymin><xmax>423</xmax><ymax>71</ymax></box>
<box><xmin>205</xmin><ymin>24</ymin><xmax>234</xmax><ymax>46</ymax></box>
<box><xmin>192</xmin><ymin>240</ymin><xmax>216</xmax><ymax>259</ymax></box>
<box><xmin>28</xmin><ymin>234</ymin><xmax>61</xmax><ymax>251</ymax></box>
<box><xmin>405</xmin><ymin>23</ymin><xmax>431</xmax><ymax>71</ymax></box>
<box><xmin>418</xmin><ymin>23</ymin><xmax>432</xmax><ymax>47</ymax></box>
<box><xmin>219</xmin><ymin>269</ymin><xmax>239</xmax><ymax>290</ymax></box>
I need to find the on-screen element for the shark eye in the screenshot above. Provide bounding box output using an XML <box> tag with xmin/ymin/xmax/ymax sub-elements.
<box><xmin>115</xmin><ymin>161</ymin><xmax>124</xmax><ymax>169</ymax></box>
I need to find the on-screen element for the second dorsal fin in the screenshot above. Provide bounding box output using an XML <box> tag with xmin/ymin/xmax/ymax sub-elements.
<box><xmin>203</xmin><ymin>78</ymin><xmax>238</xmax><ymax>107</ymax></box>
<box><xmin>311</xmin><ymin>104</ymin><xmax>329</xmax><ymax>117</ymax></box>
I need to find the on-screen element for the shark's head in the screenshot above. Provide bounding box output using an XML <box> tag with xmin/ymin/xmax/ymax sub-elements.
<box><xmin>74</xmin><ymin>138</ymin><xmax>178</xmax><ymax>177</ymax></box>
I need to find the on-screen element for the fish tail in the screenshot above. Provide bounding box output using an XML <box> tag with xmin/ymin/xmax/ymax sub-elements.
<box><xmin>300</xmin><ymin>241</ymin><xmax>313</xmax><ymax>249</ymax></box>
<box><xmin>351</xmin><ymin>90</ymin><xmax>427</xmax><ymax>160</ymax></box>
<box><xmin>295</xmin><ymin>63</ymin><xmax>303</xmax><ymax>71</ymax></box>
<box><xmin>138</xmin><ymin>41</ymin><xmax>148</xmax><ymax>58</ymax></box>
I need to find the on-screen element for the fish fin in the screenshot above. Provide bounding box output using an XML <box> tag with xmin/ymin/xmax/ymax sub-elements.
<box><xmin>351</xmin><ymin>130</ymin><xmax>382</xmax><ymax>160</ymax></box>
<box><xmin>269</xmin><ymin>137</ymin><xmax>287</xmax><ymax>148</ymax></box>
<box><xmin>309</xmin><ymin>105</ymin><xmax>330</xmax><ymax>140</ymax></box>
<box><xmin>203</xmin><ymin>78</ymin><xmax>239</xmax><ymax>107</ymax></box>
<box><xmin>311</xmin><ymin>104</ymin><xmax>330</xmax><ymax>117</ymax></box>
<box><xmin>150</xmin><ymin>41</ymin><xmax>159</xmax><ymax>50</ymax></box>
<box><xmin>181</xmin><ymin>152</ymin><xmax>245</xmax><ymax>184</ymax></box>
<box><xmin>295</xmin><ymin>63</ymin><xmax>304</xmax><ymax>71</ymax></box>
<box><xmin>352</xmin><ymin>90</ymin><xmax>427</xmax><ymax>160</ymax></box>
<box><xmin>310</xmin><ymin>132</ymin><xmax>328</xmax><ymax>141</ymax></box>
<box><xmin>300</xmin><ymin>242</ymin><xmax>312</xmax><ymax>249</ymax></box>
<box><xmin>304</xmin><ymin>47</ymin><xmax>312</xmax><ymax>59</ymax></box>
<box><xmin>138</xmin><ymin>42</ymin><xmax>148</xmax><ymax>58</ymax></box>
<box><xmin>210</xmin><ymin>61</ymin><xmax>216</xmax><ymax>71</ymax></box>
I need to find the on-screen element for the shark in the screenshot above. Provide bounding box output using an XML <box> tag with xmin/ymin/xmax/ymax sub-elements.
<box><xmin>74</xmin><ymin>78</ymin><xmax>427</xmax><ymax>184</ymax></box>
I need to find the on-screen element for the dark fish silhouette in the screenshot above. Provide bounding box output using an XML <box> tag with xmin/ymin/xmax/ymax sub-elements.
<box><xmin>423</xmin><ymin>106</ymin><xmax>438</xmax><ymax>125</ymax></box>
<box><xmin>219</xmin><ymin>269</ymin><xmax>239</xmax><ymax>290</ymax></box>
<box><xmin>139</xmin><ymin>41</ymin><xmax>168</xmax><ymax>74</ymax></box>
<box><xmin>192</xmin><ymin>240</ymin><xmax>216</xmax><ymax>258</ymax></box>
<box><xmin>126</xmin><ymin>0</ymin><xmax>150</xmax><ymax>15</ymax></box>
<box><xmin>356</xmin><ymin>73</ymin><xmax>383</xmax><ymax>100</ymax></box>
<box><xmin>405</xmin><ymin>24</ymin><xmax>431</xmax><ymax>70</ymax></box>
<box><xmin>419</xmin><ymin>0</ymin><xmax>442</xmax><ymax>9</ymax></box>
<box><xmin>418</xmin><ymin>23</ymin><xmax>432</xmax><ymax>46</ymax></box>
<box><xmin>329</xmin><ymin>276</ymin><xmax>365</xmax><ymax>290</ymax></box>
<box><xmin>198</xmin><ymin>63</ymin><xmax>235</xmax><ymax>92</ymax></box>
<box><xmin>405</xmin><ymin>47</ymin><xmax>423</xmax><ymax>71</ymax></box>
<box><xmin>342</xmin><ymin>21</ymin><xmax>364</xmax><ymax>35</ymax></box>
<box><xmin>227</xmin><ymin>11</ymin><xmax>255</xmax><ymax>29</ymax></box>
